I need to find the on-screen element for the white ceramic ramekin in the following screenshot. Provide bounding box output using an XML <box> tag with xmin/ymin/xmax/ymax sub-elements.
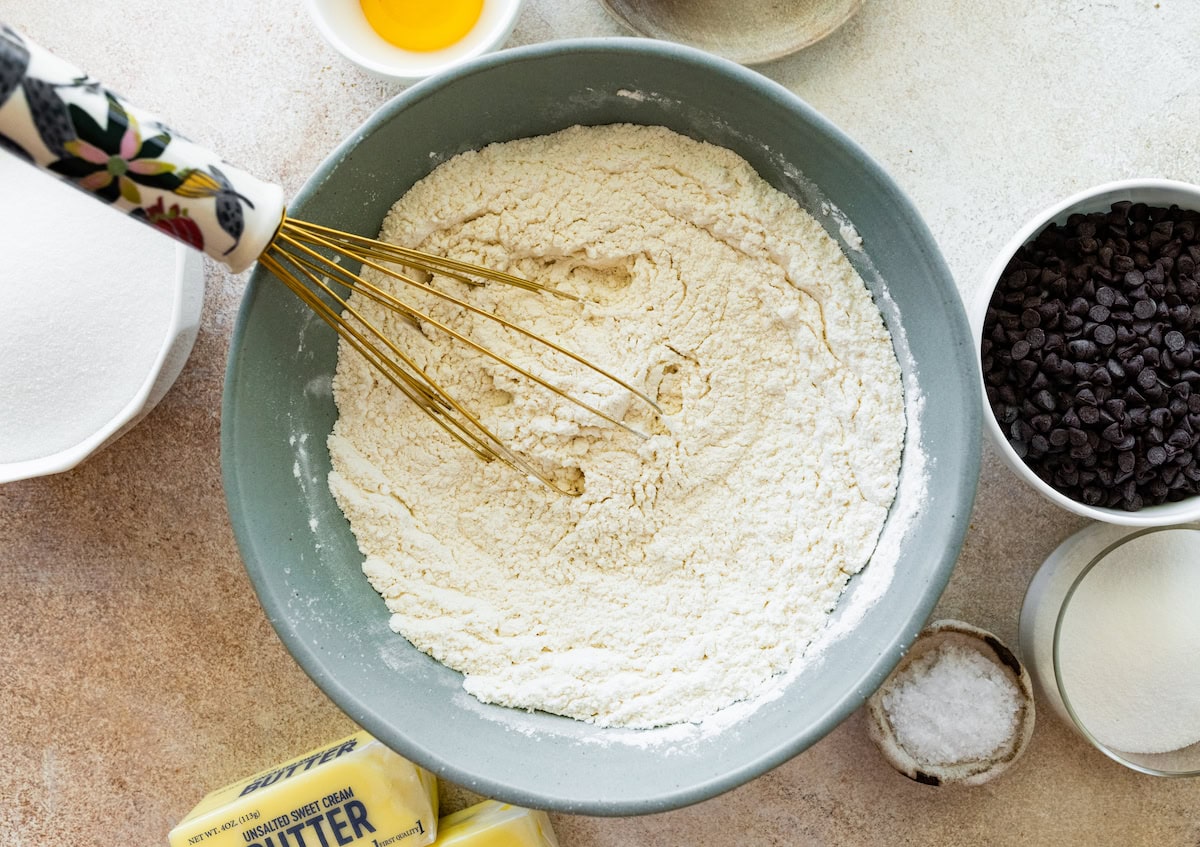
<box><xmin>304</xmin><ymin>0</ymin><xmax>524</xmax><ymax>82</ymax></box>
<box><xmin>972</xmin><ymin>178</ymin><xmax>1200</xmax><ymax>526</ymax></box>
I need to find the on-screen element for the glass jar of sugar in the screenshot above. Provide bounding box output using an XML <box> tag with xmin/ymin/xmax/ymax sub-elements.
<box><xmin>1018</xmin><ymin>523</ymin><xmax>1200</xmax><ymax>775</ymax></box>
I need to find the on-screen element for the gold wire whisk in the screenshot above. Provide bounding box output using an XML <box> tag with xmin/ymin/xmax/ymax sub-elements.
<box><xmin>258</xmin><ymin>218</ymin><xmax>661</xmax><ymax>494</ymax></box>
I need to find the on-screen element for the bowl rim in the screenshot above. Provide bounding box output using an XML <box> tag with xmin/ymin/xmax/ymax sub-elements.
<box><xmin>0</xmin><ymin>242</ymin><xmax>198</xmax><ymax>484</ymax></box>
<box><xmin>222</xmin><ymin>35</ymin><xmax>978</xmax><ymax>814</ymax></box>
<box><xmin>304</xmin><ymin>0</ymin><xmax>525</xmax><ymax>82</ymax></box>
<box><xmin>597</xmin><ymin>0</ymin><xmax>864</xmax><ymax>65</ymax></box>
<box><xmin>971</xmin><ymin>177</ymin><xmax>1200</xmax><ymax>527</ymax></box>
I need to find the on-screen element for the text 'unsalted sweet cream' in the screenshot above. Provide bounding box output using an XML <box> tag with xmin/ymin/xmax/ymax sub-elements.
<box><xmin>168</xmin><ymin>731</ymin><xmax>438</xmax><ymax>847</ymax></box>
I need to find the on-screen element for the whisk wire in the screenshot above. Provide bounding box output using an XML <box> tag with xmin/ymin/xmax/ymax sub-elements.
<box><xmin>283</xmin><ymin>220</ymin><xmax>571</xmax><ymax>298</ymax></box>
<box><xmin>265</xmin><ymin>249</ymin><xmax>456</xmax><ymax>422</ymax></box>
<box><xmin>262</xmin><ymin>232</ymin><xmax>627</xmax><ymax>493</ymax></box>
<box><xmin>268</xmin><ymin>250</ymin><xmax>444</xmax><ymax>410</ymax></box>
<box><xmin>273</xmin><ymin>224</ymin><xmax>656</xmax><ymax>442</ymax></box>
<box><xmin>262</xmin><ymin>250</ymin><xmax>559</xmax><ymax>485</ymax></box>
<box><xmin>280</xmin><ymin>220</ymin><xmax>662</xmax><ymax>416</ymax></box>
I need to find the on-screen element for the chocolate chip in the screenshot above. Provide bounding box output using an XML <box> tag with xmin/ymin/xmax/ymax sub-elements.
<box><xmin>1068</xmin><ymin>339</ymin><xmax>1098</xmax><ymax>360</ymax></box>
<box><xmin>1015</xmin><ymin>358</ymin><xmax>1039</xmax><ymax>382</ymax></box>
<box><xmin>1169</xmin><ymin>428</ymin><xmax>1193</xmax><ymax>448</ymax></box>
<box><xmin>1134</xmin><ymin>298</ymin><xmax>1157</xmax><ymax>319</ymax></box>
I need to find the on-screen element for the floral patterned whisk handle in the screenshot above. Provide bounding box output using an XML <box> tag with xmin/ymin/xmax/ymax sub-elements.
<box><xmin>0</xmin><ymin>24</ymin><xmax>284</xmax><ymax>273</ymax></box>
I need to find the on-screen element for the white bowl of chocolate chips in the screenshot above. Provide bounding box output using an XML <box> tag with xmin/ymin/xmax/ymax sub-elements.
<box><xmin>975</xmin><ymin>178</ymin><xmax>1200</xmax><ymax>525</ymax></box>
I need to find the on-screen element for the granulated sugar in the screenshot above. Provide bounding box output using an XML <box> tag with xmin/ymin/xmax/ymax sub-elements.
<box><xmin>328</xmin><ymin>124</ymin><xmax>906</xmax><ymax>728</ymax></box>
<box><xmin>882</xmin><ymin>642</ymin><xmax>1022</xmax><ymax>765</ymax></box>
<box><xmin>0</xmin><ymin>154</ymin><xmax>176</xmax><ymax>464</ymax></box>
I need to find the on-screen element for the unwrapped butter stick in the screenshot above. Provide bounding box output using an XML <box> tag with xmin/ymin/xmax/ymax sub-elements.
<box><xmin>169</xmin><ymin>731</ymin><xmax>438</xmax><ymax>847</ymax></box>
<box><xmin>433</xmin><ymin>800</ymin><xmax>557</xmax><ymax>847</ymax></box>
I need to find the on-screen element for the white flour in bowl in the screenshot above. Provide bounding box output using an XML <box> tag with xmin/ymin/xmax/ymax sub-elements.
<box><xmin>327</xmin><ymin>124</ymin><xmax>906</xmax><ymax>728</ymax></box>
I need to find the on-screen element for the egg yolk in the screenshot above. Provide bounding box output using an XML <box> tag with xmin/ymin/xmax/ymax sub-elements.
<box><xmin>360</xmin><ymin>0</ymin><xmax>484</xmax><ymax>52</ymax></box>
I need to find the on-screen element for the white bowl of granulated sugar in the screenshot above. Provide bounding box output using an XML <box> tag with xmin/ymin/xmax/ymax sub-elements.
<box><xmin>0</xmin><ymin>152</ymin><xmax>204</xmax><ymax>483</ymax></box>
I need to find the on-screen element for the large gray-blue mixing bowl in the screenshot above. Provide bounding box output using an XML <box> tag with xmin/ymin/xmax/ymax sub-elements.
<box><xmin>221</xmin><ymin>38</ymin><xmax>979</xmax><ymax>815</ymax></box>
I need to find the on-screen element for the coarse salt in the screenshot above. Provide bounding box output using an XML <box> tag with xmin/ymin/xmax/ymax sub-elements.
<box><xmin>882</xmin><ymin>641</ymin><xmax>1022</xmax><ymax>766</ymax></box>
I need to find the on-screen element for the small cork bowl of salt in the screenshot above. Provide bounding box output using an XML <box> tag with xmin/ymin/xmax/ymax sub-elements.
<box><xmin>866</xmin><ymin>619</ymin><xmax>1035</xmax><ymax>786</ymax></box>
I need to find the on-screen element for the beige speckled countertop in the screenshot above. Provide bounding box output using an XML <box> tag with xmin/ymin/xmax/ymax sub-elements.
<box><xmin>2</xmin><ymin>1</ymin><xmax>1199</xmax><ymax>844</ymax></box>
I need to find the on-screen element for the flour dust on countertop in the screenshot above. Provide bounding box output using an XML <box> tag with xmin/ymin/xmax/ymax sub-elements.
<box><xmin>327</xmin><ymin>124</ymin><xmax>906</xmax><ymax>729</ymax></box>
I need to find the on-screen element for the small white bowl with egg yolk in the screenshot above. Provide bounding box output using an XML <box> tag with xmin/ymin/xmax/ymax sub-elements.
<box><xmin>306</xmin><ymin>0</ymin><xmax>524</xmax><ymax>82</ymax></box>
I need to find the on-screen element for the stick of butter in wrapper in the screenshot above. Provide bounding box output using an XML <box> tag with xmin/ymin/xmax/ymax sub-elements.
<box><xmin>168</xmin><ymin>731</ymin><xmax>438</xmax><ymax>847</ymax></box>
<box><xmin>433</xmin><ymin>800</ymin><xmax>557</xmax><ymax>847</ymax></box>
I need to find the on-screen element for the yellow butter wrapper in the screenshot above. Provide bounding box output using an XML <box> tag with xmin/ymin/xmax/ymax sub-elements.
<box><xmin>169</xmin><ymin>731</ymin><xmax>438</xmax><ymax>847</ymax></box>
<box><xmin>433</xmin><ymin>800</ymin><xmax>557</xmax><ymax>847</ymax></box>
